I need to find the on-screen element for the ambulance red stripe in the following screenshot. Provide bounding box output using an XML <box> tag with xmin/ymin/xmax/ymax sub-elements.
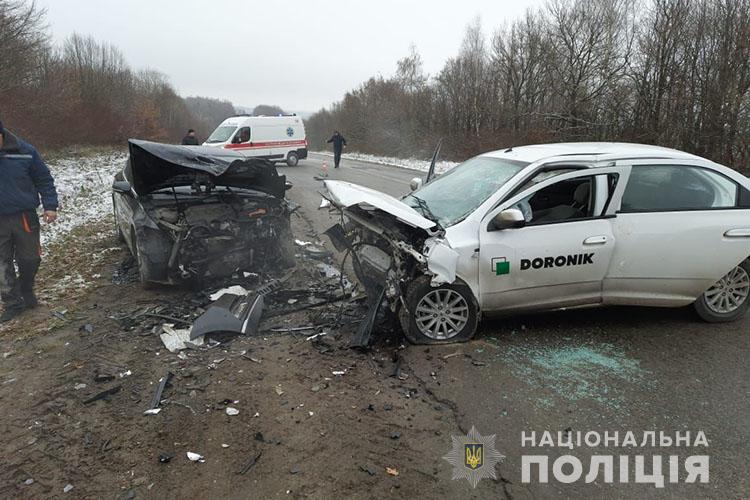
<box><xmin>225</xmin><ymin>139</ymin><xmax>307</xmax><ymax>150</ymax></box>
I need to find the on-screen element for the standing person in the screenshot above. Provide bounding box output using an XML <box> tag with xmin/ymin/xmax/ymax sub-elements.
<box><xmin>181</xmin><ymin>129</ymin><xmax>199</xmax><ymax>145</ymax></box>
<box><xmin>326</xmin><ymin>130</ymin><xmax>347</xmax><ymax>168</ymax></box>
<box><xmin>0</xmin><ymin>120</ymin><xmax>58</xmax><ymax>323</ymax></box>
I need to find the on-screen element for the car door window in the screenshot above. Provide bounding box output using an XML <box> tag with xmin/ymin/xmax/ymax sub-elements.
<box><xmin>620</xmin><ymin>165</ymin><xmax>738</xmax><ymax>212</ymax></box>
<box><xmin>233</xmin><ymin>127</ymin><xmax>251</xmax><ymax>144</ymax></box>
<box><xmin>515</xmin><ymin>167</ymin><xmax>582</xmax><ymax>193</ymax></box>
<box><xmin>515</xmin><ymin>174</ymin><xmax>617</xmax><ymax>225</ymax></box>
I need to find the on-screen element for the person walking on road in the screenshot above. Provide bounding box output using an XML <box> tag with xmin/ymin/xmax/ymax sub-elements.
<box><xmin>326</xmin><ymin>130</ymin><xmax>347</xmax><ymax>168</ymax></box>
<box><xmin>181</xmin><ymin>129</ymin><xmax>199</xmax><ymax>145</ymax></box>
<box><xmin>0</xmin><ymin>119</ymin><xmax>58</xmax><ymax>323</ymax></box>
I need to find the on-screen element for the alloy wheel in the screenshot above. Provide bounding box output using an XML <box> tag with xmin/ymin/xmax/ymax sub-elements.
<box><xmin>704</xmin><ymin>265</ymin><xmax>750</xmax><ymax>314</ymax></box>
<box><xmin>414</xmin><ymin>289</ymin><xmax>469</xmax><ymax>340</ymax></box>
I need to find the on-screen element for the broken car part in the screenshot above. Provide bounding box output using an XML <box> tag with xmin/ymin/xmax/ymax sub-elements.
<box><xmin>148</xmin><ymin>372</ymin><xmax>174</xmax><ymax>410</ymax></box>
<box><xmin>189</xmin><ymin>275</ymin><xmax>290</xmax><ymax>339</ymax></box>
<box><xmin>83</xmin><ymin>385</ymin><xmax>122</xmax><ymax>405</ymax></box>
<box><xmin>237</xmin><ymin>451</ymin><xmax>262</xmax><ymax>475</ymax></box>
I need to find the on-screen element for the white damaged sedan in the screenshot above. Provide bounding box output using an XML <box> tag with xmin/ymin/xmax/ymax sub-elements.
<box><xmin>324</xmin><ymin>143</ymin><xmax>750</xmax><ymax>344</ymax></box>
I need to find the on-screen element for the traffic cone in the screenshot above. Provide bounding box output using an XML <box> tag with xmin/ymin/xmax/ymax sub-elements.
<box><xmin>321</xmin><ymin>160</ymin><xmax>329</xmax><ymax>177</ymax></box>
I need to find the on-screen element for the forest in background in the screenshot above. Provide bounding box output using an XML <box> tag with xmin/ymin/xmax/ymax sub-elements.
<box><xmin>0</xmin><ymin>0</ymin><xmax>238</xmax><ymax>148</ymax></box>
<box><xmin>307</xmin><ymin>0</ymin><xmax>750</xmax><ymax>171</ymax></box>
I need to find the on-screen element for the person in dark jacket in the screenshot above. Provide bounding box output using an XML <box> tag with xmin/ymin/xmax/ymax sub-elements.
<box><xmin>0</xmin><ymin>120</ymin><xmax>59</xmax><ymax>322</ymax></box>
<box><xmin>181</xmin><ymin>129</ymin><xmax>199</xmax><ymax>145</ymax></box>
<box><xmin>326</xmin><ymin>131</ymin><xmax>347</xmax><ymax>168</ymax></box>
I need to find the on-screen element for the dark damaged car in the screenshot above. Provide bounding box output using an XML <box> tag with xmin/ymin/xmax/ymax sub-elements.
<box><xmin>112</xmin><ymin>140</ymin><xmax>294</xmax><ymax>285</ymax></box>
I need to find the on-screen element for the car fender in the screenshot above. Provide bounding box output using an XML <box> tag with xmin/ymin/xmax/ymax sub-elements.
<box><xmin>424</xmin><ymin>238</ymin><xmax>459</xmax><ymax>285</ymax></box>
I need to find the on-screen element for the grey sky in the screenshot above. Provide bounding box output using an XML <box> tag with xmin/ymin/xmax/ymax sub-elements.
<box><xmin>36</xmin><ymin>0</ymin><xmax>544</xmax><ymax>112</ymax></box>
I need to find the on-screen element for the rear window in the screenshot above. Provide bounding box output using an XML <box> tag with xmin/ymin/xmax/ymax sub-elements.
<box><xmin>205</xmin><ymin>126</ymin><xmax>237</xmax><ymax>144</ymax></box>
<box><xmin>621</xmin><ymin>165</ymin><xmax>738</xmax><ymax>212</ymax></box>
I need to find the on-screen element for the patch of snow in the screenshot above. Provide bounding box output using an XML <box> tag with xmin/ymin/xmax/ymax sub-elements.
<box><xmin>42</xmin><ymin>151</ymin><xmax>128</xmax><ymax>246</ymax></box>
<box><xmin>314</xmin><ymin>151</ymin><xmax>458</xmax><ymax>175</ymax></box>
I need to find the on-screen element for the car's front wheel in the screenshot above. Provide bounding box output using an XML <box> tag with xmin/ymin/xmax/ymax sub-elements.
<box><xmin>694</xmin><ymin>260</ymin><xmax>750</xmax><ymax>322</ymax></box>
<box><xmin>132</xmin><ymin>229</ymin><xmax>155</xmax><ymax>289</ymax></box>
<box><xmin>399</xmin><ymin>275</ymin><xmax>479</xmax><ymax>344</ymax></box>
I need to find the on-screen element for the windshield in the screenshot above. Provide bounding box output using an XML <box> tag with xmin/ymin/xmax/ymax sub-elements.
<box><xmin>205</xmin><ymin>125</ymin><xmax>237</xmax><ymax>144</ymax></box>
<box><xmin>405</xmin><ymin>156</ymin><xmax>527</xmax><ymax>226</ymax></box>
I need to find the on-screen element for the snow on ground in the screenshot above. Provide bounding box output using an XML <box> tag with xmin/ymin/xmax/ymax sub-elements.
<box><xmin>315</xmin><ymin>151</ymin><xmax>458</xmax><ymax>175</ymax></box>
<box><xmin>41</xmin><ymin>150</ymin><xmax>128</xmax><ymax>245</ymax></box>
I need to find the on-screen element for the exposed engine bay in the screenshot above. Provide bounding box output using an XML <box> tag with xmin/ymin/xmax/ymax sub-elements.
<box><xmin>113</xmin><ymin>140</ymin><xmax>295</xmax><ymax>286</ymax></box>
<box><xmin>146</xmin><ymin>187</ymin><xmax>293</xmax><ymax>282</ymax></box>
<box><xmin>329</xmin><ymin>203</ymin><xmax>445</xmax><ymax>313</ymax></box>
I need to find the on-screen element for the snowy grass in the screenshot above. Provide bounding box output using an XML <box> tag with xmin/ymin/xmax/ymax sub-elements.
<box><xmin>314</xmin><ymin>151</ymin><xmax>458</xmax><ymax>175</ymax></box>
<box><xmin>41</xmin><ymin>150</ymin><xmax>128</xmax><ymax>246</ymax></box>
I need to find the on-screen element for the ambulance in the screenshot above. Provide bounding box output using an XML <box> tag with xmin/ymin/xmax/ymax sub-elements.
<box><xmin>203</xmin><ymin>115</ymin><xmax>307</xmax><ymax>166</ymax></box>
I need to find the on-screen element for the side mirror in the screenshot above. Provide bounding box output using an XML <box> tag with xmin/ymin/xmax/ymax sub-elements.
<box><xmin>285</xmin><ymin>181</ymin><xmax>293</xmax><ymax>191</ymax></box>
<box><xmin>410</xmin><ymin>177</ymin><xmax>423</xmax><ymax>191</ymax></box>
<box><xmin>490</xmin><ymin>208</ymin><xmax>525</xmax><ymax>231</ymax></box>
<box><xmin>113</xmin><ymin>180</ymin><xmax>132</xmax><ymax>194</ymax></box>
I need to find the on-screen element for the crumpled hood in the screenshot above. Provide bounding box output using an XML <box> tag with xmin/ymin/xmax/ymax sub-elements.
<box><xmin>323</xmin><ymin>180</ymin><xmax>437</xmax><ymax>230</ymax></box>
<box><xmin>128</xmin><ymin>139</ymin><xmax>286</xmax><ymax>198</ymax></box>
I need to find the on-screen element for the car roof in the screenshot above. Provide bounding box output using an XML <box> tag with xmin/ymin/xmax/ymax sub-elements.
<box><xmin>480</xmin><ymin>142</ymin><xmax>707</xmax><ymax>164</ymax></box>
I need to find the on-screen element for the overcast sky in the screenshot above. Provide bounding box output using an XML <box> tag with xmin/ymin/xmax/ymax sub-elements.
<box><xmin>36</xmin><ymin>0</ymin><xmax>544</xmax><ymax>112</ymax></box>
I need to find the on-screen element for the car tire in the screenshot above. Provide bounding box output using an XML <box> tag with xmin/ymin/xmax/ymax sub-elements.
<box><xmin>132</xmin><ymin>229</ymin><xmax>155</xmax><ymax>289</ymax></box>
<box><xmin>694</xmin><ymin>260</ymin><xmax>750</xmax><ymax>322</ymax></box>
<box><xmin>399</xmin><ymin>275</ymin><xmax>479</xmax><ymax>344</ymax></box>
<box><xmin>113</xmin><ymin>197</ymin><xmax>125</xmax><ymax>243</ymax></box>
<box><xmin>286</xmin><ymin>152</ymin><xmax>299</xmax><ymax>167</ymax></box>
<box><xmin>274</xmin><ymin>221</ymin><xmax>296</xmax><ymax>269</ymax></box>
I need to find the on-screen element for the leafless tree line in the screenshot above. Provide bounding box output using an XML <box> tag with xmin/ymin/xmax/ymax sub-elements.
<box><xmin>0</xmin><ymin>0</ymin><xmax>235</xmax><ymax>148</ymax></box>
<box><xmin>307</xmin><ymin>0</ymin><xmax>750</xmax><ymax>172</ymax></box>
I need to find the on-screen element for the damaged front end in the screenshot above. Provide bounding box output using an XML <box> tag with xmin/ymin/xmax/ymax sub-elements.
<box><xmin>126</xmin><ymin>140</ymin><xmax>294</xmax><ymax>285</ymax></box>
<box><xmin>322</xmin><ymin>181</ymin><xmax>459</xmax><ymax>345</ymax></box>
<box><xmin>142</xmin><ymin>191</ymin><xmax>293</xmax><ymax>283</ymax></box>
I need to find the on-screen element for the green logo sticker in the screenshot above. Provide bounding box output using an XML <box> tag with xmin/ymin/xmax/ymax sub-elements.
<box><xmin>491</xmin><ymin>257</ymin><xmax>510</xmax><ymax>276</ymax></box>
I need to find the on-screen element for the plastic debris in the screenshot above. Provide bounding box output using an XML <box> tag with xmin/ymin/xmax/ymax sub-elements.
<box><xmin>386</xmin><ymin>467</ymin><xmax>399</xmax><ymax>476</ymax></box>
<box><xmin>187</xmin><ymin>452</ymin><xmax>204</xmax><ymax>462</ymax></box>
<box><xmin>74</xmin><ymin>383</ymin><xmax>87</xmax><ymax>390</ymax></box>
<box><xmin>209</xmin><ymin>285</ymin><xmax>249</xmax><ymax>301</ymax></box>
<box><xmin>225</xmin><ymin>407</ymin><xmax>239</xmax><ymax>416</ymax></box>
<box><xmin>148</xmin><ymin>372</ymin><xmax>174</xmax><ymax>410</ymax></box>
<box><xmin>159</xmin><ymin>324</ymin><xmax>204</xmax><ymax>353</ymax></box>
<box><xmin>83</xmin><ymin>385</ymin><xmax>121</xmax><ymax>405</ymax></box>
<box><xmin>360</xmin><ymin>464</ymin><xmax>376</xmax><ymax>476</ymax></box>
<box><xmin>143</xmin><ymin>408</ymin><xmax>161</xmax><ymax>415</ymax></box>
<box><xmin>237</xmin><ymin>451</ymin><xmax>262</xmax><ymax>475</ymax></box>
<box><xmin>63</xmin><ymin>484</ymin><xmax>74</xmax><ymax>493</ymax></box>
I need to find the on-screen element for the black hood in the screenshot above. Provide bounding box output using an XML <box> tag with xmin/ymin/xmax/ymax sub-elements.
<box><xmin>128</xmin><ymin>139</ymin><xmax>286</xmax><ymax>198</ymax></box>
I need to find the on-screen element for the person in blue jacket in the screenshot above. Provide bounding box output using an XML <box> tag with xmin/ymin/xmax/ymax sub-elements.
<box><xmin>0</xmin><ymin>119</ymin><xmax>58</xmax><ymax>322</ymax></box>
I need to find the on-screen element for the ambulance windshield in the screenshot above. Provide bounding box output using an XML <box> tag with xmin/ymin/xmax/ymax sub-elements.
<box><xmin>405</xmin><ymin>156</ymin><xmax>527</xmax><ymax>227</ymax></box>
<box><xmin>205</xmin><ymin>126</ymin><xmax>237</xmax><ymax>144</ymax></box>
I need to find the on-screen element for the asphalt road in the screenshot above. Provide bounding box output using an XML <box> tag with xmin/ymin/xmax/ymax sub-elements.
<box><xmin>282</xmin><ymin>153</ymin><xmax>749</xmax><ymax>499</ymax></box>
